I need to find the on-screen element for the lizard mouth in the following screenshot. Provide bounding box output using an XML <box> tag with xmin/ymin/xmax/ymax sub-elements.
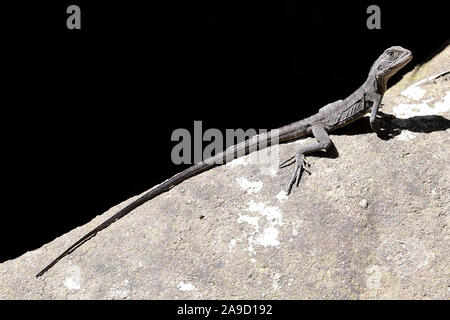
<box><xmin>391</xmin><ymin>50</ymin><xmax>413</xmax><ymax>70</ymax></box>
<box><xmin>383</xmin><ymin>50</ymin><xmax>412</xmax><ymax>78</ymax></box>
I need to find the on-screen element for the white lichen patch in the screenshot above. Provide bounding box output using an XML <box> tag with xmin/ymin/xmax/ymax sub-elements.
<box><xmin>63</xmin><ymin>265</ymin><xmax>82</xmax><ymax>291</ymax></box>
<box><xmin>276</xmin><ymin>190</ymin><xmax>288</xmax><ymax>202</ymax></box>
<box><xmin>256</xmin><ymin>227</ymin><xmax>280</xmax><ymax>247</ymax></box>
<box><xmin>401</xmin><ymin>85</ymin><xmax>427</xmax><ymax>101</ymax></box>
<box><xmin>237</xmin><ymin>215</ymin><xmax>260</xmax><ymax>230</ymax></box>
<box><xmin>237</xmin><ymin>201</ymin><xmax>284</xmax><ymax>253</ymax></box>
<box><xmin>434</xmin><ymin>91</ymin><xmax>450</xmax><ymax>112</ymax></box>
<box><xmin>177</xmin><ymin>281</ymin><xmax>196</xmax><ymax>291</ymax></box>
<box><xmin>393</xmin><ymin>92</ymin><xmax>450</xmax><ymax>118</ymax></box>
<box><xmin>401</xmin><ymin>71</ymin><xmax>450</xmax><ymax>101</ymax></box>
<box><xmin>395</xmin><ymin>130</ymin><xmax>417</xmax><ymax>141</ymax></box>
<box><xmin>248</xmin><ymin>200</ymin><xmax>284</xmax><ymax>226</ymax></box>
<box><xmin>393</xmin><ymin>100</ymin><xmax>431</xmax><ymax>117</ymax></box>
<box><xmin>236</xmin><ymin>177</ymin><xmax>263</xmax><ymax>194</ymax></box>
<box><xmin>365</xmin><ymin>265</ymin><xmax>382</xmax><ymax>290</ymax></box>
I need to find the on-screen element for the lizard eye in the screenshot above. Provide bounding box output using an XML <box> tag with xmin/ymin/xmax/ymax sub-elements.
<box><xmin>387</xmin><ymin>51</ymin><xmax>396</xmax><ymax>59</ymax></box>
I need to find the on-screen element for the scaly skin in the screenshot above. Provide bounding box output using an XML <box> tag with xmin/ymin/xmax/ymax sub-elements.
<box><xmin>36</xmin><ymin>46</ymin><xmax>412</xmax><ymax>278</ymax></box>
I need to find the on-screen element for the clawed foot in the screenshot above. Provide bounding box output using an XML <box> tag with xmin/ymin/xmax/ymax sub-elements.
<box><xmin>280</xmin><ymin>153</ymin><xmax>310</xmax><ymax>195</ymax></box>
<box><xmin>372</xmin><ymin>112</ymin><xmax>402</xmax><ymax>140</ymax></box>
<box><xmin>279</xmin><ymin>155</ymin><xmax>295</xmax><ymax>168</ymax></box>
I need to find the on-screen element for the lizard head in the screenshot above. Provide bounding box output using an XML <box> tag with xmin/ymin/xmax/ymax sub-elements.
<box><xmin>371</xmin><ymin>46</ymin><xmax>412</xmax><ymax>82</ymax></box>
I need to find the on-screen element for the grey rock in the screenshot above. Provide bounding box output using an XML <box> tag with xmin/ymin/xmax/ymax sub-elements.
<box><xmin>1</xmin><ymin>46</ymin><xmax>449</xmax><ymax>299</ymax></box>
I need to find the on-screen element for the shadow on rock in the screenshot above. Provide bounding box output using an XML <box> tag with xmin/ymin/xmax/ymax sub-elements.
<box><xmin>333</xmin><ymin>111</ymin><xmax>450</xmax><ymax>140</ymax></box>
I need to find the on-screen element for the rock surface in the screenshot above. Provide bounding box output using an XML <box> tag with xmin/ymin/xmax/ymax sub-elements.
<box><xmin>1</xmin><ymin>46</ymin><xmax>449</xmax><ymax>299</ymax></box>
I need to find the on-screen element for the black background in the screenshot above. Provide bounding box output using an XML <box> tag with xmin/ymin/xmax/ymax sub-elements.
<box><xmin>1</xmin><ymin>300</ymin><xmax>444</xmax><ymax>317</ymax></box>
<box><xmin>1</xmin><ymin>1</ymin><xmax>448</xmax><ymax>263</ymax></box>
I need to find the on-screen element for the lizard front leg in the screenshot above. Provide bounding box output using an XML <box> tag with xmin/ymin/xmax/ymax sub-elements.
<box><xmin>368</xmin><ymin>91</ymin><xmax>397</xmax><ymax>138</ymax></box>
<box><xmin>280</xmin><ymin>125</ymin><xmax>332</xmax><ymax>194</ymax></box>
<box><xmin>367</xmin><ymin>91</ymin><xmax>382</xmax><ymax>134</ymax></box>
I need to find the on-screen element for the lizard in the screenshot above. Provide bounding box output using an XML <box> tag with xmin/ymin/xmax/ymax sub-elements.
<box><xmin>36</xmin><ymin>46</ymin><xmax>412</xmax><ymax>277</ymax></box>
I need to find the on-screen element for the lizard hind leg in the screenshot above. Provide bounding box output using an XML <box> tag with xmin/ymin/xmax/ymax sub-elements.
<box><xmin>283</xmin><ymin>125</ymin><xmax>332</xmax><ymax>195</ymax></box>
<box><xmin>286</xmin><ymin>153</ymin><xmax>310</xmax><ymax>195</ymax></box>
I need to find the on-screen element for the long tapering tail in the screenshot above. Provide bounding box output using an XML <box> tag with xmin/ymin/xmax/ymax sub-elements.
<box><xmin>36</xmin><ymin>129</ymin><xmax>285</xmax><ymax>277</ymax></box>
<box><xmin>35</xmin><ymin>159</ymin><xmax>216</xmax><ymax>277</ymax></box>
